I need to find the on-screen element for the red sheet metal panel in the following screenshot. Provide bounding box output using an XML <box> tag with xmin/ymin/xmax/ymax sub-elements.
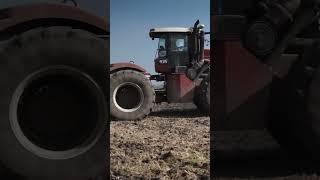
<box><xmin>0</xmin><ymin>3</ymin><xmax>108</xmax><ymax>32</ymax></box>
<box><xmin>203</xmin><ymin>49</ymin><xmax>210</xmax><ymax>60</ymax></box>
<box><xmin>110</xmin><ymin>63</ymin><xmax>147</xmax><ymax>73</ymax></box>
<box><xmin>224</xmin><ymin>41</ymin><xmax>273</xmax><ymax>113</ymax></box>
<box><xmin>154</xmin><ymin>57</ymin><xmax>170</xmax><ymax>73</ymax></box>
<box><xmin>166</xmin><ymin>74</ymin><xmax>195</xmax><ymax>103</ymax></box>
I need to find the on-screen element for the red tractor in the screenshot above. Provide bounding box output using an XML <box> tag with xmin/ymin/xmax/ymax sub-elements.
<box><xmin>0</xmin><ymin>2</ymin><xmax>109</xmax><ymax>179</ymax></box>
<box><xmin>213</xmin><ymin>0</ymin><xmax>320</xmax><ymax>160</ymax></box>
<box><xmin>110</xmin><ymin>20</ymin><xmax>210</xmax><ymax>120</ymax></box>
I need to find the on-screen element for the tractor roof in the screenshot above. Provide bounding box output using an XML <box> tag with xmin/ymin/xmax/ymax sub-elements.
<box><xmin>150</xmin><ymin>27</ymin><xmax>192</xmax><ymax>33</ymax></box>
<box><xmin>149</xmin><ymin>27</ymin><xmax>192</xmax><ymax>38</ymax></box>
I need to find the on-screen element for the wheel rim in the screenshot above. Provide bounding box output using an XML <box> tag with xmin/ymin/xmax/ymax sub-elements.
<box><xmin>113</xmin><ymin>82</ymin><xmax>144</xmax><ymax>113</ymax></box>
<box><xmin>10</xmin><ymin>65</ymin><xmax>105</xmax><ymax>160</ymax></box>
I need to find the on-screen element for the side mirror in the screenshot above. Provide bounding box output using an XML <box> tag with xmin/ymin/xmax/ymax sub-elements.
<box><xmin>158</xmin><ymin>50</ymin><xmax>167</xmax><ymax>57</ymax></box>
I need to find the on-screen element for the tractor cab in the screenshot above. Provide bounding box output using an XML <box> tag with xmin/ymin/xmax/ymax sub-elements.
<box><xmin>149</xmin><ymin>20</ymin><xmax>206</xmax><ymax>75</ymax></box>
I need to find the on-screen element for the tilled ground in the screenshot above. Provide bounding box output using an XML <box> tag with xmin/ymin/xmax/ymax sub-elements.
<box><xmin>110</xmin><ymin>103</ymin><xmax>210</xmax><ymax>179</ymax></box>
<box><xmin>110</xmin><ymin>102</ymin><xmax>320</xmax><ymax>179</ymax></box>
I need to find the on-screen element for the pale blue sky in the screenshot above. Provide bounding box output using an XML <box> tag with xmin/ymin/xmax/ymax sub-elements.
<box><xmin>110</xmin><ymin>0</ymin><xmax>210</xmax><ymax>74</ymax></box>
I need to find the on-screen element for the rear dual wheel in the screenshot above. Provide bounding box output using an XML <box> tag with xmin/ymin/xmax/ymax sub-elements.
<box><xmin>194</xmin><ymin>75</ymin><xmax>210</xmax><ymax>115</ymax></box>
<box><xmin>110</xmin><ymin>70</ymin><xmax>155</xmax><ymax>120</ymax></box>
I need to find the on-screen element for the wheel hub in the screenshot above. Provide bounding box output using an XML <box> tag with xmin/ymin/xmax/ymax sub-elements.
<box><xmin>113</xmin><ymin>82</ymin><xmax>144</xmax><ymax>113</ymax></box>
<box><xmin>10</xmin><ymin>66</ymin><xmax>105</xmax><ymax>159</ymax></box>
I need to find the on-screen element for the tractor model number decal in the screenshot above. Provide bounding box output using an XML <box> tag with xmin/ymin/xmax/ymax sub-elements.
<box><xmin>159</xmin><ymin>59</ymin><xmax>168</xmax><ymax>64</ymax></box>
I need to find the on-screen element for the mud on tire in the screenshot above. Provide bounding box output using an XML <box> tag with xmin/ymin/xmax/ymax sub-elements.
<box><xmin>110</xmin><ymin>70</ymin><xmax>155</xmax><ymax>120</ymax></box>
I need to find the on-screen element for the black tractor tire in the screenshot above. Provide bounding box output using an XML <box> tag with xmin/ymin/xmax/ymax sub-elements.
<box><xmin>194</xmin><ymin>75</ymin><xmax>210</xmax><ymax>115</ymax></box>
<box><xmin>0</xmin><ymin>27</ymin><xmax>108</xmax><ymax>179</ymax></box>
<box><xmin>269</xmin><ymin>43</ymin><xmax>320</xmax><ymax>160</ymax></box>
<box><xmin>110</xmin><ymin>70</ymin><xmax>155</xmax><ymax>120</ymax></box>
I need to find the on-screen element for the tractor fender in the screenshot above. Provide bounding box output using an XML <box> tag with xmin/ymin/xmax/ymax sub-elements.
<box><xmin>0</xmin><ymin>3</ymin><xmax>108</xmax><ymax>36</ymax></box>
<box><xmin>110</xmin><ymin>63</ymin><xmax>148</xmax><ymax>74</ymax></box>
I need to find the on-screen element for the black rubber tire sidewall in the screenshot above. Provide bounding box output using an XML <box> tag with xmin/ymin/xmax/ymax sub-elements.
<box><xmin>0</xmin><ymin>27</ymin><xmax>108</xmax><ymax>179</ymax></box>
<box><xmin>268</xmin><ymin>48</ymin><xmax>320</xmax><ymax>159</ymax></box>
<box><xmin>194</xmin><ymin>75</ymin><xmax>210</xmax><ymax>115</ymax></box>
<box><xmin>110</xmin><ymin>70</ymin><xmax>155</xmax><ymax>120</ymax></box>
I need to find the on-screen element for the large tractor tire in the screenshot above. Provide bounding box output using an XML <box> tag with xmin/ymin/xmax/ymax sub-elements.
<box><xmin>0</xmin><ymin>27</ymin><xmax>108</xmax><ymax>179</ymax></box>
<box><xmin>269</xmin><ymin>42</ymin><xmax>320</xmax><ymax>160</ymax></box>
<box><xmin>194</xmin><ymin>75</ymin><xmax>210</xmax><ymax>115</ymax></box>
<box><xmin>110</xmin><ymin>70</ymin><xmax>155</xmax><ymax>120</ymax></box>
